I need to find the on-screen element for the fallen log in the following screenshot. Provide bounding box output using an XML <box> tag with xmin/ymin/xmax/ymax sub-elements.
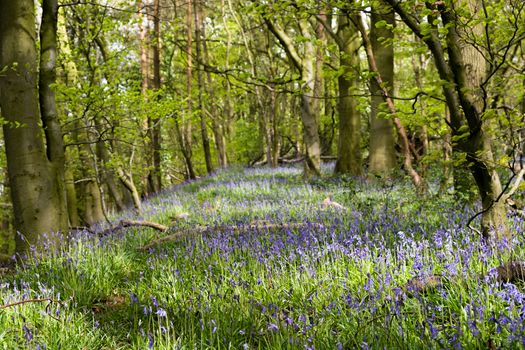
<box><xmin>138</xmin><ymin>222</ymin><xmax>325</xmax><ymax>251</ymax></box>
<box><xmin>94</xmin><ymin>220</ymin><xmax>169</xmax><ymax>237</ymax></box>
<box><xmin>120</xmin><ymin>220</ymin><xmax>168</xmax><ymax>231</ymax></box>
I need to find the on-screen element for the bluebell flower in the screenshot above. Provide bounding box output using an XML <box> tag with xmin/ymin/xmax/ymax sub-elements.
<box><xmin>22</xmin><ymin>324</ymin><xmax>33</xmax><ymax>343</ymax></box>
<box><xmin>268</xmin><ymin>323</ymin><xmax>279</xmax><ymax>332</ymax></box>
<box><xmin>156</xmin><ymin>308</ymin><xmax>167</xmax><ymax>317</ymax></box>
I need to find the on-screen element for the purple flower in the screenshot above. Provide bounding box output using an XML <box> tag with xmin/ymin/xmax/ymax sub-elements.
<box><xmin>22</xmin><ymin>324</ymin><xmax>33</xmax><ymax>343</ymax></box>
<box><xmin>130</xmin><ymin>293</ymin><xmax>139</xmax><ymax>304</ymax></box>
<box><xmin>148</xmin><ymin>334</ymin><xmax>154</xmax><ymax>349</ymax></box>
<box><xmin>268</xmin><ymin>323</ymin><xmax>279</xmax><ymax>332</ymax></box>
<box><xmin>150</xmin><ymin>295</ymin><xmax>159</xmax><ymax>308</ymax></box>
<box><xmin>156</xmin><ymin>308</ymin><xmax>167</xmax><ymax>317</ymax></box>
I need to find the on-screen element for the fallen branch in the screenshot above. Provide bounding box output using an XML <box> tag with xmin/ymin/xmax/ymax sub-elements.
<box><xmin>95</xmin><ymin>219</ymin><xmax>169</xmax><ymax>236</ymax></box>
<box><xmin>139</xmin><ymin>222</ymin><xmax>325</xmax><ymax>251</ymax></box>
<box><xmin>0</xmin><ymin>298</ymin><xmax>59</xmax><ymax>309</ymax></box>
<box><xmin>120</xmin><ymin>220</ymin><xmax>168</xmax><ymax>231</ymax></box>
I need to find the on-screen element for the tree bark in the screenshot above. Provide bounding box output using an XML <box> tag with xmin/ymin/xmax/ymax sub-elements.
<box><xmin>0</xmin><ymin>0</ymin><xmax>69</xmax><ymax>252</ymax></box>
<box><xmin>194</xmin><ymin>0</ymin><xmax>214</xmax><ymax>174</ymax></box>
<box><xmin>117</xmin><ymin>167</ymin><xmax>143</xmax><ymax>214</ymax></box>
<box><xmin>333</xmin><ymin>9</ymin><xmax>363</xmax><ymax>176</ymax></box>
<box><xmin>84</xmin><ymin>180</ymin><xmax>105</xmax><ymax>226</ymax></box>
<box><xmin>139</xmin><ymin>0</ymin><xmax>162</xmax><ymax>193</ymax></box>
<box><xmin>265</xmin><ymin>17</ymin><xmax>322</xmax><ymax>177</ymax></box>
<box><xmin>202</xmin><ymin>11</ymin><xmax>229</xmax><ymax>168</ymax></box>
<box><xmin>175</xmin><ymin>0</ymin><xmax>197</xmax><ymax>180</ymax></box>
<box><xmin>151</xmin><ymin>0</ymin><xmax>162</xmax><ymax>192</ymax></box>
<box><xmin>39</xmin><ymin>0</ymin><xmax>70</xmax><ymax>223</ymax></box>
<box><xmin>357</xmin><ymin>10</ymin><xmax>424</xmax><ymax>190</ymax></box>
<box><xmin>368</xmin><ymin>6</ymin><xmax>397</xmax><ymax>176</ymax></box>
<box><xmin>65</xmin><ymin>169</ymin><xmax>80</xmax><ymax>227</ymax></box>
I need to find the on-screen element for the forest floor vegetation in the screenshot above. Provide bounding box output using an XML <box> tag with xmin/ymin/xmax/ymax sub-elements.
<box><xmin>1</xmin><ymin>165</ymin><xmax>525</xmax><ymax>349</ymax></box>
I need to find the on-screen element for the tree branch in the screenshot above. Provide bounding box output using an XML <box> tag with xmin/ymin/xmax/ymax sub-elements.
<box><xmin>263</xmin><ymin>18</ymin><xmax>303</xmax><ymax>72</ymax></box>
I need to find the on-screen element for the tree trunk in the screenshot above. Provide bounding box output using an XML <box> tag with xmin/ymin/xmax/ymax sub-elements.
<box><xmin>194</xmin><ymin>0</ymin><xmax>214</xmax><ymax>174</ymax></box>
<box><xmin>334</xmin><ymin>10</ymin><xmax>362</xmax><ymax>176</ymax></box>
<box><xmin>117</xmin><ymin>168</ymin><xmax>143</xmax><ymax>214</ymax></box>
<box><xmin>175</xmin><ymin>0</ymin><xmax>197</xmax><ymax>180</ymax></box>
<box><xmin>265</xmin><ymin>17</ymin><xmax>322</xmax><ymax>177</ymax></box>
<box><xmin>65</xmin><ymin>169</ymin><xmax>80</xmax><ymax>227</ymax></box>
<box><xmin>270</xmin><ymin>89</ymin><xmax>281</xmax><ymax>167</ymax></box>
<box><xmin>201</xmin><ymin>13</ymin><xmax>228</xmax><ymax>168</ymax></box>
<box><xmin>84</xmin><ymin>180</ymin><xmax>105</xmax><ymax>226</ymax></box>
<box><xmin>40</xmin><ymin>0</ymin><xmax>70</xmax><ymax>224</ymax></box>
<box><xmin>151</xmin><ymin>0</ymin><xmax>162</xmax><ymax>191</ymax></box>
<box><xmin>357</xmin><ymin>10</ymin><xmax>424</xmax><ymax>190</ymax></box>
<box><xmin>0</xmin><ymin>0</ymin><xmax>69</xmax><ymax>252</ymax></box>
<box><xmin>386</xmin><ymin>0</ymin><xmax>508</xmax><ymax>239</ymax></box>
<box><xmin>139</xmin><ymin>0</ymin><xmax>162</xmax><ymax>194</ymax></box>
<box><xmin>368</xmin><ymin>7</ymin><xmax>397</xmax><ymax>176</ymax></box>
<box><xmin>95</xmin><ymin>123</ymin><xmax>127</xmax><ymax>212</ymax></box>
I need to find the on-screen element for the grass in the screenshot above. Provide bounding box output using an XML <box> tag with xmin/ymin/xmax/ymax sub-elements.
<box><xmin>1</xmin><ymin>165</ymin><xmax>525</xmax><ymax>349</ymax></box>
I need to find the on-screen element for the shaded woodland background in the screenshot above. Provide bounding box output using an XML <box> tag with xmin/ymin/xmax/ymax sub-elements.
<box><xmin>0</xmin><ymin>0</ymin><xmax>525</xmax><ymax>255</ymax></box>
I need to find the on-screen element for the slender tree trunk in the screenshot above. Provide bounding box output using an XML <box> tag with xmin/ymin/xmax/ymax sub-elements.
<box><xmin>270</xmin><ymin>89</ymin><xmax>281</xmax><ymax>167</ymax></box>
<box><xmin>139</xmin><ymin>0</ymin><xmax>161</xmax><ymax>194</ymax></box>
<box><xmin>368</xmin><ymin>7</ymin><xmax>397</xmax><ymax>176</ymax></box>
<box><xmin>151</xmin><ymin>0</ymin><xmax>162</xmax><ymax>191</ymax></box>
<box><xmin>0</xmin><ymin>0</ymin><xmax>69</xmax><ymax>252</ymax></box>
<box><xmin>175</xmin><ymin>0</ymin><xmax>197</xmax><ymax>180</ymax></box>
<box><xmin>95</xmin><ymin>122</ymin><xmax>127</xmax><ymax>212</ymax></box>
<box><xmin>173</xmin><ymin>114</ymin><xmax>196</xmax><ymax>179</ymax></box>
<box><xmin>441</xmin><ymin>109</ymin><xmax>454</xmax><ymax>191</ymax></box>
<box><xmin>117</xmin><ymin>168</ymin><xmax>143</xmax><ymax>214</ymax></box>
<box><xmin>194</xmin><ymin>0</ymin><xmax>214</xmax><ymax>174</ymax></box>
<box><xmin>265</xmin><ymin>17</ymin><xmax>322</xmax><ymax>177</ymax></box>
<box><xmin>202</xmin><ymin>11</ymin><xmax>228</xmax><ymax>168</ymax></box>
<box><xmin>411</xmin><ymin>41</ymin><xmax>429</xmax><ymax>170</ymax></box>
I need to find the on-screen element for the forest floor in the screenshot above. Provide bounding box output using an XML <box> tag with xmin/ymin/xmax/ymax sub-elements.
<box><xmin>1</xmin><ymin>165</ymin><xmax>525</xmax><ymax>349</ymax></box>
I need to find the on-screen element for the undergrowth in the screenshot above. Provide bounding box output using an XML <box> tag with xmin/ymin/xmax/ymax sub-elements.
<box><xmin>1</xmin><ymin>165</ymin><xmax>525</xmax><ymax>349</ymax></box>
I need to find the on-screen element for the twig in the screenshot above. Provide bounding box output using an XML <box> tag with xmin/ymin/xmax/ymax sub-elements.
<box><xmin>0</xmin><ymin>298</ymin><xmax>58</xmax><ymax>309</ymax></box>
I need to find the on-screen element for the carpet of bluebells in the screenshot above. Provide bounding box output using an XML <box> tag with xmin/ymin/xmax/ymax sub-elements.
<box><xmin>1</xmin><ymin>165</ymin><xmax>525</xmax><ymax>349</ymax></box>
